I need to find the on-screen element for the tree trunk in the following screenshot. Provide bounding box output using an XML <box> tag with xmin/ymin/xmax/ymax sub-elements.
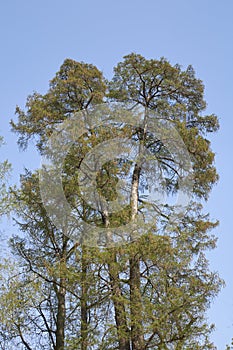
<box><xmin>55</xmin><ymin>279</ymin><xmax>66</xmax><ymax>350</ymax></box>
<box><xmin>108</xmin><ymin>252</ymin><xmax>131</xmax><ymax>350</ymax></box>
<box><xmin>129</xmin><ymin>112</ymin><xmax>148</xmax><ymax>350</ymax></box>
<box><xmin>129</xmin><ymin>165</ymin><xmax>145</xmax><ymax>350</ymax></box>
<box><xmin>81</xmin><ymin>247</ymin><xmax>88</xmax><ymax>350</ymax></box>
<box><xmin>102</xmin><ymin>211</ymin><xmax>131</xmax><ymax>350</ymax></box>
<box><xmin>55</xmin><ymin>234</ymin><xmax>68</xmax><ymax>350</ymax></box>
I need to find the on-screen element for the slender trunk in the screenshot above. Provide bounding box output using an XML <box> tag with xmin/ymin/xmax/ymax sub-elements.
<box><xmin>102</xmin><ymin>211</ymin><xmax>131</xmax><ymax>350</ymax></box>
<box><xmin>81</xmin><ymin>247</ymin><xmax>88</xmax><ymax>350</ymax></box>
<box><xmin>129</xmin><ymin>165</ymin><xmax>145</xmax><ymax>350</ymax></box>
<box><xmin>55</xmin><ymin>278</ymin><xmax>66</xmax><ymax>350</ymax></box>
<box><xmin>130</xmin><ymin>254</ymin><xmax>144</xmax><ymax>350</ymax></box>
<box><xmin>55</xmin><ymin>234</ymin><xmax>68</xmax><ymax>350</ymax></box>
<box><xmin>108</xmin><ymin>252</ymin><xmax>131</xmax><ymax>350</ymax></box>
<box><xmin>17</xmin><ymin>324</ymin><xmax>33</xmax><ymax>350</ymax></box>
<box><xmin>129</xmin><ymin>110</ymin><xmax>148</xmax><ymax>350</ymax></box>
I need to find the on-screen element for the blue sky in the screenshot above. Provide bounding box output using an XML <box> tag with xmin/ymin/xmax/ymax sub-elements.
<box><xmin>0</xmin><ymin>0</ymin><xmax>233</xmax><ymax>348</ymax></box>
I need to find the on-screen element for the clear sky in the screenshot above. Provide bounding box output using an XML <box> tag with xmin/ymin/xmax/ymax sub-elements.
<box><xmin>0</xmin><ymin>0</ymin><xmax>233</xmax><ymax>348</ymax></box>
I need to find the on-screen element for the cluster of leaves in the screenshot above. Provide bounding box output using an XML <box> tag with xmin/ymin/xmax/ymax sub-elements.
<box><xmin>0</xmin><ymin>136</ymin><xmax>11</xmax><ymax>216</ymax></box>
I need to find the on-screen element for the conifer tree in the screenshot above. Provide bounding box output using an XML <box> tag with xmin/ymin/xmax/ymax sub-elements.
<box><xmin>0</xmin><ymin>54</ymin><xmax>223</xmax><ymax>349</ymax></box>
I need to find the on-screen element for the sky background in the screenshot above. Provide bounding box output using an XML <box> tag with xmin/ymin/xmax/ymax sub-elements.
<box><xmin>0</xmin><ymin>0</ymin><xmax>233</xmax><ymax>348</ymax></box>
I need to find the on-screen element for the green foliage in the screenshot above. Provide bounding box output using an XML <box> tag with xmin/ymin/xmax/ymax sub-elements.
<box><xmin>109</xmin><ymin>53</ymin><xmax>219</xmax><ymax>201</ymax></box>
<box><xmin>0</xmin><ymin>53</ymin><xmax>223</xmax><ymax>349</ymax></box>
<box><xmin>11</xmin><ymin>59</ymin><xmax>106</xmax><ymax>151</ymax></box>
<box><xmin>108</xmin><ymin>53</ymin><xmax>219</xmax><ymax>132</ymax></box>
<box><xmin>0</xmin><ymin>136</ymin><xmax>11</xmax><ymax>217</ymax></box>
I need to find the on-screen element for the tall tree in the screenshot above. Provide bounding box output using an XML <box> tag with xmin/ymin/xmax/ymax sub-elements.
<box><xmin>108</xmin><ymin>53</ymin><xmax>220</xmax><ymax>350</ymax></box>
<box><xmin>1</xmin><ymin>60</ymin><xmax>107</xmax><ymax>350</ymax></box>
<box><xmin>3</xmin><ymin>54</ymin><xmax>223</xmax><ymax>349</ymax></box>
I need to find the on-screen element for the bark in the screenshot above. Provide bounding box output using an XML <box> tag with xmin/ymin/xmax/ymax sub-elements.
<box><xmin>102</xmin><ymin>211</ymin><xmax>131</xmax><ymax>350</ymax></box>
<box><xmin>55</xmin><ymin>278</ymin><xmax>66</xmax><ymax>350</ymax></box>
<box><xmin>55</xmin><ymin>235</ymin><xmax>68</xmax><ymax>350</ymax></box>
<box><xmin>81</xmin><ymin>247</ymin><xmax>88</xmax><ymax>350</ymax></box>
<box><xmin>130</xmin><ymin>255</ymin><xmax>145</xmax><ymax>350</ymax></box>
<box><xmin>129</xmin><ymin>164</ymin><xmax>145</xmax><ymax>350</ymax></box>
<box><xmin>108</xmin><ymin>253</ymin><xmax>131</xmax><ymax>350</ymax></box>
<box><xmin>129</xmin><ymin>111</ymin><xmax>148</xmax><ymax>350</ymax></box>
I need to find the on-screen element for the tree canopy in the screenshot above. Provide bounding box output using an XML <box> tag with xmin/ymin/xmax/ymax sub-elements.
<box><xmin>0</xmin><ymin>53</ymin><xmax>224</xmax><ymax>349</ymax></box>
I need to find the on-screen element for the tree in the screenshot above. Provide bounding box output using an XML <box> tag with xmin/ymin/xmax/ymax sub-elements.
<box><xmin>107</xmin><ymin>53</ymin><xmax>221</xmax><ymax>349</ymax></box>
<box><xmin>1</xmin><ymin>60</ymin><xmax>107</xmax><ymax>350</ymax></box>
<box><xmin>3</xmin><ymin>54</ymin><xmax>223</xmax><ymax>349</ymax></box>
<box><xmin>2</xmin><ymin>171</ymin><xmax>108</xmax><ymax>350</ymax></box>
